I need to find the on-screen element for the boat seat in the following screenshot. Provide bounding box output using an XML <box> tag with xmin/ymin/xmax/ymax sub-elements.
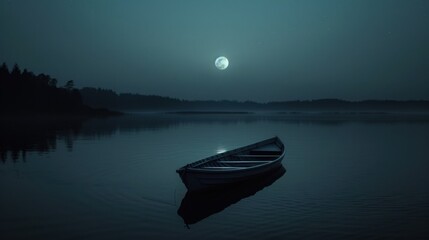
<box><xmin>249</xmin><ymin>150</ymin><xmax>282</xmax><ymax>155</ymax></box>
<box><xmin>200</xmin><ymin>166</ymin><xmax>247</xmax><ymax>169</ymax></box>
<box><xmin>218</xmin><ymin>160</ymin><xmax>272</xmax><ymax>164</ymax></box>
<box><xmin>234</xmin><ymin>154</ymin><xmax>280</xmax><ymax>158</ymax></box>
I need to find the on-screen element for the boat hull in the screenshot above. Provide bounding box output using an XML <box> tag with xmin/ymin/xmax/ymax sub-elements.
<box><xmin>178</xmin><ymin>155</ymin><xmax>284</xmax><ymax>191</ymax></box>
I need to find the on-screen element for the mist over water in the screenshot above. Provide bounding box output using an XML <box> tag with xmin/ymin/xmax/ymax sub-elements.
<box><xmin>1</xmin><ymin>114</ymin><xmax>429</xmax><ymax>239</ymax></box>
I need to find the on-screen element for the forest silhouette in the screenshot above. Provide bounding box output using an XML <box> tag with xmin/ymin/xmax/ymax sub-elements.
<box><xmin>0</xmin><ymin>63</ymin><xmax>116</xmax><ymax>115</ymax></box>
<box><xmin>1</xmin><ymin>62</ymin><xmax>429</xmax><ymax>114</ymax></box>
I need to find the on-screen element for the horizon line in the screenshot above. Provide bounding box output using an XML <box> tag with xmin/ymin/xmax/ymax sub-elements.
<box><xmin>80</xmin><ymin>87</ymin><xmax>429</xmax><ymax>103</ymax></box>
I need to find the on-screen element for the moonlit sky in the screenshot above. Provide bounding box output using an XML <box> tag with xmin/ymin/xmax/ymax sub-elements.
<box><xmin>1</xmin><ymin>0</ymin><xmax>429</xmax><ymax>101</ymax></box>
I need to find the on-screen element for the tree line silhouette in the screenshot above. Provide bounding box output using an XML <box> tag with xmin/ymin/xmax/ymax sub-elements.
<box><xmin>81</xmin><ymin>87</ymin><xmax>429</xmax><ymax>112</ymax></box>
<box><xmin>0</xmin><ymin>63</ymin><xmax>116</xmax><ymax>115</ymax></box>
<box><xmin>80</xmin><ymin>87</ymin><xmax>260</xmax><ymax>110</ymax></box>
<box><xmin>2</xmin><ymin>62</ymin><xmax>428</xmax><ymax>113</ymax></box>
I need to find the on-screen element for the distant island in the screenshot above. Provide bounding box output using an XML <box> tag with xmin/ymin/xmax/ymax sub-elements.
<box><xmin>1</xmin><ymin>62</ymin><xmax>429</xmax><ymax>115</ymax></box>
<box><xmin>81</xmin><ymin>87</ymin><xmax>429</xmax><ymax>113</ymax></box>
<box><xmin>0</xmin><ymin>63</ymin><xmax>118</xmax><ymax>116</ymax></box>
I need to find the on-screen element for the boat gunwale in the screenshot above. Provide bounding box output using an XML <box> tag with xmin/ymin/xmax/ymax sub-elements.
<box><xmin>186</xmin><ymin>150</ymin><xmax>285</xmax><ymax>173</ymax></box>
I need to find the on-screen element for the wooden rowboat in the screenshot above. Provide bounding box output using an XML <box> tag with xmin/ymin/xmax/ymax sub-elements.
<box><xmin>176</xmin><ymin>136</ymin><xmax>285</xmax><ymax>191</ymax></box>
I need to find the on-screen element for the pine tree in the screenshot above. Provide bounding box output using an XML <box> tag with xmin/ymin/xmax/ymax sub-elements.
<box><xmin>65</xmin><ymin>80</ymin><xmax>74</xmax><ymax>90</ymax></box>
<box><xmin>11</xmin><ymin>63</ymin><xmax>21</xmax><ymax>79</ymax></box>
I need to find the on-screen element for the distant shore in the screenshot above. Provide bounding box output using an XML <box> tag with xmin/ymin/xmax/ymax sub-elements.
<box><xmin>1</xmin><ymin>107</ymin><xmax>122</xmax><ymax>118</ymax></box>
<box><xmin>155</xmin><ymin>110</ymin><xmax>429</xmax><ymax>121</ymax></box>
<box><xmin>167</xmin><ymin>111</ymin><xmax>253</xmax><ymax>115</ymax></box>
<box><xmin>276</xmin><ymin>111</ymin><xmax>429</xmax><ymax>115</ymax></box>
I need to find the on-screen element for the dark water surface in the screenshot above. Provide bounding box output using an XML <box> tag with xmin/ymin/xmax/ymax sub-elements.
<box><xmin>1</xmin><ymin>114</ymin><xmax>429</xmax><ymax>239</ymax></box>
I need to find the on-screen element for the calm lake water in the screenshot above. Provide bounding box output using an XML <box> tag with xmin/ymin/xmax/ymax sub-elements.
<box><xmin>1</xmin><ymin>113</ymin><xmax>429</xmax><ymax>239</ymax></box>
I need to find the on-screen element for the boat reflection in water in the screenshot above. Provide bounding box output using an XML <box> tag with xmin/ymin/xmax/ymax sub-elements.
<box><xmin>177</xmin><ymin>165</ymin><xmax>286</xmax><ymax>227</ymax></box>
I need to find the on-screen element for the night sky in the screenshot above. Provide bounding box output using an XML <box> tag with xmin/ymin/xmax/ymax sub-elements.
<box><xmin>1</xmin><ymin>0</ymin><xmax>428</xmax><ymax>101</ymax></box>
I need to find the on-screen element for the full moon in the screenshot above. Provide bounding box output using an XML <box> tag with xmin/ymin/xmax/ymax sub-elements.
<box><xmin>215</xmin><ymin>56</ymin><xmax>229</xmax><ymax>70</ymax></box>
